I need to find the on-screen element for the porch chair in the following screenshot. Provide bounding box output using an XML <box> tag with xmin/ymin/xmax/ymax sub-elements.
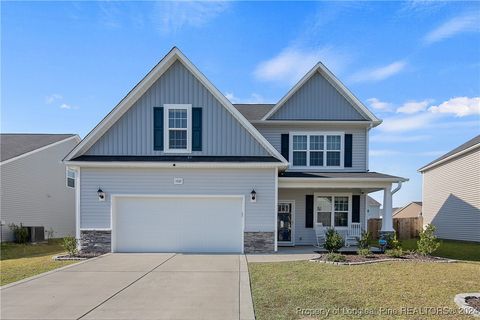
<box><xmin>314</xmin><ymin>223</ymin><xmax>327</xmax><ymax>248</ymax></box>
<box><xmin>344</xmin><ymin>223</ymin><xmax>361</xmax><ymax>247</ymax></box>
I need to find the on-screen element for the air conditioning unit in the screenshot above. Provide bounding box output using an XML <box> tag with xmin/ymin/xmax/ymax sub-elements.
<box><xmin>26</xmin><ymin>226</ymin><xmax>45</xmax><ymax>242</ymax></box>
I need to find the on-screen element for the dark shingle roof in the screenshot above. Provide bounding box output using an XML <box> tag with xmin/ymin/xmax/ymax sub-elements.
<box><xmin>233</xmin><ymin>104</ymin><xmax>275</xmax><ymax>121</ymax></box>
<box><xmin>419</xmin><ymin>134</ymin><xmax>480</xmax><ymax>171</ymax></box>
<box><xmin>279</xmin><ymin>171</ymin><xmax>407</xmax><ymax>181</ymax></box>
<box><xmin>1</xmin><ymin>134</ymin><xmax>77</xmax><ymax>162</ymax></box>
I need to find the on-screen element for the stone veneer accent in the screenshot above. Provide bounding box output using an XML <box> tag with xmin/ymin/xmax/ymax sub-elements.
<box><xmin>80</xmin><ymin>230</ymin><xmax>111</xmax><ymax>254</ymax></box>
<box><xmin>244</xmin><ymin>232</ymin><xmax>275</xmax><ymax>253</ymax></box>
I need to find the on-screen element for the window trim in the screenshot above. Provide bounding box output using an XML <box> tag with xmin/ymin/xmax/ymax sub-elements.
<box><xmin>164</xmin><ymin>104</ymin><xmax>192</xmax><ymax>154</ymax></box>
<box><xmin>66</xmin><ymin>167</ymin><xmax>76</xmax><ymax>188</ymax></box>
<box><xmin>289</xmin><ymin>132</ymin><xmax>344</xmax><ymax>169</ymax></box>
<box><xmin>314</xmin><ymin>193</ymin><xmax>352</xmax><ymax>229</ymax></box>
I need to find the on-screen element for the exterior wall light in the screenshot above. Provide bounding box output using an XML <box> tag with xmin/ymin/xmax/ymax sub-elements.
<box><xmin>97</xmin><ymin>188</ymin><xmax>106</xmax><ymax>201</ymax></box>
<box><xmin>250</xmin><ymin>189</ymin><xmax>257</xmax><ymax>203</ymax></box>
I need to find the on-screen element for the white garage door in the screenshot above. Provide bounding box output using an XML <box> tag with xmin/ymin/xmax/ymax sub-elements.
<box><xmin>113</xmin><ymin>196</ymin><xmax>244</xmax><ymax>253</ymax></box>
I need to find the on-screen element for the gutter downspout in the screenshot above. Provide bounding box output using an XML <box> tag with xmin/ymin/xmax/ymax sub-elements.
<box><xmin>391</xmin><ymin>181</ymin><xmax>403</xmax><ymax>195</ymax></box>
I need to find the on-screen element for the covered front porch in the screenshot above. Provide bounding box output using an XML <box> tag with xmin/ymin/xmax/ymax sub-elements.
<box><xmin>275</xmin><ymin>171</ymin><xmax>408</xmax><ymax>250</ymax></box>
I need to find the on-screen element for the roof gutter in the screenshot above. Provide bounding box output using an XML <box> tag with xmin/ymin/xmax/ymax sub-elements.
<box><xmin>64</xmin><ymin>161</ymin><xmax>288</xmax><ymax>169</ymax></box>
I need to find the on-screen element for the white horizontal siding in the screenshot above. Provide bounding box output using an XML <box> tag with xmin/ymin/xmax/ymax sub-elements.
<box><xmin>422</xmin><ymin>148</ymin><xmax>480</xmax><ymax>242</ymax></box>
<box><xmin>255</xmin><ymin>123</ymin><xmax>367</xmax><ymax>172</ymax></box>
<box><xmin>279</xmin><ymin>188</ymin><xmax>366</xmax><ymax>245</ymax></box>
<box><xmin>80</xmin><ymin>167</ymin><xmax>276</xmax><ymax>232</ymax></box>
<box><xmin>0</xmin><ymin>139</ymin><xmax>77</xmax><ymax>241</ymax></box>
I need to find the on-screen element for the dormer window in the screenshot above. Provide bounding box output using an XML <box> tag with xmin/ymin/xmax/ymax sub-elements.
<box><xmin>164</xmin><ymin>104</ymin><xmax>192</xmax><ymax>153</ymax></box>
<box><xmin>290</xmin><ymin>132</ymin><xmax>344</xmax><ymax>168</ymax></box>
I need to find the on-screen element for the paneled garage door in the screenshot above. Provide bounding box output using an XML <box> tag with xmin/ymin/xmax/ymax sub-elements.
<box><xmin>112</xmin><ymin>195</ymin><xmax>244</xmax><ymax>253</ymax></box>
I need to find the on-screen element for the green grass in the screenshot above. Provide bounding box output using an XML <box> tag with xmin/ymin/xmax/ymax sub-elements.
<box><xmin>249</xmin><ymin>261</ymin><xmax>480</xmax><ymax>320</ymax></box>
<box><xmin>400</xmin><ymin>239</ymin><xmax>480</xmax><ymax>261</ymax></box>
<box><xmin>0</xmin><ymin>239</ymin><xmax>76</xmax><ymax>286</ymax></box>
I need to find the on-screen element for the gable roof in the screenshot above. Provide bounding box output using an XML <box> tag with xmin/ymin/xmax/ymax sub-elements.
<box><xmin>419</xmin><ymin>134</ymin><xmax>480</xmax><ymax>172</ymax></box>
<box><xmin>261</xmin><ymin>62</ymin><xmax>381</xmax><ymax>124</ymax></box>
<box><xmin>1</xmin><ymin>134</ymin><xmax>78</xmax><ymax>163</ymax></box>
<box><xmin>367</xmin><ymin>196</ymin><xmax>381</xmax><ymax>207</ymax></box>
<box><xmin>393</xmin><ymin>201</ymin><xmax>422</xmax><ymax>218</ymax></box>
<box><xmin>233</xmin><ymin>104</ymin><xmax>275</xmax><ymax>121</ymax></box>
<box><xmin>64</xmin><ymin>48</ymin><xmax>287</xmax><ymax>164</ymax></box>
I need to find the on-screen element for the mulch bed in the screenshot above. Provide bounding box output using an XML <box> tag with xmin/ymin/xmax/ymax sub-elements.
<box><xmin>313</xmin><ymin>252</ymin><xmax>455</xmax><ymax>265</ymax></box>
<box><xmin>53</xmin><ymin>252</ymin><xmax>103</xmax><ymax>261</ymax></box>
<box><xmin>465</xmin><ymin>296</ymin><xmax>480</xmax><ymax>312</ymax></box>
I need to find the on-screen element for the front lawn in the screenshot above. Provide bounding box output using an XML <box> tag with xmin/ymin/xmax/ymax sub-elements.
<box><xmin>0</xmin><ymin>239</ymin><xmax>76</xmax><ymax>286</ymax></box>
<box><xmin>400</xmin><ymin>239</ymin><xmax>480</xmax><ymax>261</ymax></box>
<box><xmin>249</xmin><ymin>261</ymin><xmax>480</xmax><ymax>320</ymax></box>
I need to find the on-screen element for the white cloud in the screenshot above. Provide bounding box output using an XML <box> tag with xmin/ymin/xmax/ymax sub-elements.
<box><xmin>45</xmin><ymin>94</ymin><xmax>63</xmax><ymax>104</ymax></box>
<box><xmin>428</xmin><ymin>97</ymin><xmax>480</xmax><ymax>117</ymax></box>
<box><xmin>370</xmin><ymin>149</ymin><xmax>446</xmax><ymax>157</ymax></box>
<box><xmin>254</xmin><ymin>46</ymin><xmax>350</xmax><ymax>85</ymax></box>
<box><xmin>366</xmin><ymin>98</ymin><xmax>393</xmax><ymax>111</ymax></box>
<box><xmin>152</xmin><ymin>1</ymin><xmax>229</xmax><ymax>33</ymax></box>
<box><xmin>370</xmin><ymin>149</ymin><xmax>401</xmax><ymax>157</ymax></box>
<box><xmin>370</xmin><ymin>134</ymin><xmax>430</xmax><ymax>143</ymax></box>
<box><xmin>396</xmin><ymin>99</ymin><xmax>434</xmax><ymax>114</ymax></box>
<box><xmin>424</xmin><ymin>13</ymin><xmax>480</xmax><ymax>45</ymax></box>
<box><xmin>59</xmin><ymin>103</ymin><xmax>78</xmax><ymax>110</ymax></box>
<box><xmin>225</xmin><ymin>92</ymin><xmax>270</xmax><ymax>104</ymax></box>
<box><xmin>349</xmin><ymin>60</ymin><xmax>407</xmax><ymax>83</ymax></box>
<box><xmin>378</xmin><ymin>112</ymin><xmax>437</xmax><ymax>132</ymax></box>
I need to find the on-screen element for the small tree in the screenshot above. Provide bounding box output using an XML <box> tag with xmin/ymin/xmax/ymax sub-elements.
<box><xmin>62</xmin><ymin>237</ymin><xmax>78</xmax><ymax>256</ymax></box>
<box><xmin>324</xmin><ymin>228</ymin><xmax>344</xmax><ymax>253</ymax></box>
<box><xmin>9</xmin><ymin>223</ymin><xmax>29</xmax><ymax>244</ymax></box>
<box><xmin>385</xmin><ymin>232</ymin><xmax>401</xmax><ymax>250</ymax></box>
<box><xmin>417</xmin><ymin>224</ymin><xmax>440</xmax><ymax>256</ymax></box>
<box><xmin>358</xmin><ymin>231</ymin><xmax>371</xmax><ymax>249</ymax></box>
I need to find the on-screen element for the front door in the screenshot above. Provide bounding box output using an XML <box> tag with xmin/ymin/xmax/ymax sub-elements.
<box><xmin>277</xmin><ymin>201</ymin><xmax>294</xmax><ymax>245</ymax></box>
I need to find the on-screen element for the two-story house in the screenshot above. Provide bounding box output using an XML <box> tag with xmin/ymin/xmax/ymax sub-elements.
<box><xmin>64</xmin><ymin>48</ymin><xmax>407</xmax><ymax>254</ymax></box>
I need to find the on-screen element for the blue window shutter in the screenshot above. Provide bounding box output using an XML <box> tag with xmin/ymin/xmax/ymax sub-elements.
<box><xmin>305</xmin><ymin>195</ymin><xmax>314</xmax><ymax>228</ymax></box>
<box><xmin>192</xmin><ymin>107</ymin><xmax>202</xmax><ymax>151</ymax></box>
<box><xmin>281</xmin><ymin>134</ymin><xmax>289</xmax><ymax>161</ymax></box>
<box><xmin>153</xmin><ymin>107</ymin><xmax>164</xmax><ymax>151</ymax></box>
<box><xmin>344</xmin><ymin>134</ymin><xmax>353</xmax><ymax>167</ymax></box>
<box><xmin>352</xmin><ymin>195</ymin><xmax>360</xmax><ymax>223</ymax></box>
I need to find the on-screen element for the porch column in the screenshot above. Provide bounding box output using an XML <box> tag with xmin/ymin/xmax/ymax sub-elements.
<box><xmin>381</xmin><ymin>186</ymin><xmax>394</xmax><ymax>232</ymax></box>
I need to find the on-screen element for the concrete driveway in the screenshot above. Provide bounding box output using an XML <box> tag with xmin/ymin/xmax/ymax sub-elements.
<box><xmin>1</xmin><ymin>253</ymin><xmax>255</xmax><ymax>320</ymax></box>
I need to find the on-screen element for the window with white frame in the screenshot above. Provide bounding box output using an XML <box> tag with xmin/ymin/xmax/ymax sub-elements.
<box><xmin>291</xmin><ymin>133</ymin><xmax>343</xmax><ymax>167</ymax></box>
<box><xmin>316</xmin><ymin>195</ymin><xmax>350</xmax><ymax>227</ymax></box>
<box><xmin>66</xmin><ymin>168</ymin><xmax>76</xmax><ymax>188</ymax></box>
<box><xmin>164</xmin><ymin>104</ymin><xmax>191</xmax><ymax>153</ymax></box>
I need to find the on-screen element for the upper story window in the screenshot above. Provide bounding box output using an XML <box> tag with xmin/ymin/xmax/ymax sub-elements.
<box><xmin>164</xmin><ymin>104</ymin><xmax>192</xmax><ymax>153</ymax></box>
<box><xmin>290</xmin><ymin>132</ymin><xmax>343</xmax><ymax>168</ymax></box>
<box><xmin>66</xmin><ymin>168</ymin><xmax>76</xmax><ymax>188</ymax></box>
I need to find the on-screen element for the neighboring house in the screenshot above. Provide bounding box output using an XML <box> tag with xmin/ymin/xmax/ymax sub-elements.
<box><xmin>393</xmin><ymin>201</ymin><xmax>422</xmax><ymax>219</ymax></box>
<box><xmin>366</xmin><ymin>196</ymin><xmax>381</xmax><ymax>219</ymax></box>
<box><xmin>419</xmin><ymin>135</ymin><xmax>480</xmax><ymax>242</ymax></box>
<box><xmin>63</xmin><ymin>47</ymin><xmax>407</xmax><ymax>254</ymax></box>
<box><xmin>0</xmin><ymin>134</ymin><xmax>81</xmax><ymax>241</ymax></box>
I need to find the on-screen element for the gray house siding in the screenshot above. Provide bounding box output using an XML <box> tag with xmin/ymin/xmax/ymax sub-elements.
<box><xmin>255</xmin><ymin>123</ymin><xmax>367</xmax><ymax>172</ymax></box>
<box><xmin>86</xmin><ymin>60</ymin><xmax>268</xmax><ymax>156</ymax></box>
<box><xmin>80</xmin><ymin>167</ymin><xmax>276</xmax><ymax>232</ymax></box>
<box><xmin>422</xmin><ymin>148</ymin><xmax>480</xmax><ymax>242</ymax></box>
<box><xmin>270</xmin><ymin>71</ymin><xmax>368</xmax><ymax>120</ymax></box>
<box><xmin>0</xmin><ymin>138</ymin><xmax>78</xmax><ymax>241</ymax></box>
<box><xmin>278</xmin><ymin>189</ymin><xmax>366</xmax><ymax>245</ymax></box>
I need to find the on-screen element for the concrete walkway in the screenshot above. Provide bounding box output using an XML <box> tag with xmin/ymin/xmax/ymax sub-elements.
<box><xmin>247</xmin><ymin>246</ymin><xmax>321</xmax><ymax>263</ymax></box>
<box><xmin>1</xmin><ymin>253</ymin><xmax>255</xmax><ymax>320</ymax></box>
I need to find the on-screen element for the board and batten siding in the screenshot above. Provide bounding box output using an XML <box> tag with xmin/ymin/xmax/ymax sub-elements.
<box><xmin>422</xmin><ymin>148</ymin><xmax>480</xmax><ymax>242</ymax></box>
<box><xmin>255</xmin><ymin>123</ymin><xmax>367</xmax><ymax>172</ymax></box>
<box><xmin>80</xmin><ymin>167</ymin><xmax>276</xmax><ymax>232</ymax></box>
<box><xmin>270</xmin><ymin>71</ymin><xmax>368</xmax><ymax>120</ymax></box>
<box><xmin>0</xmin><ymin>138</ymin><xmax>78</xmax><ymax>241</ymax></box>
<box><xmin>85</xmin><ymin>60</ymin><xmax>268</xmax><ymax>156</ymax></box>
<box><xmin>278</xmin><ymin>189</ymin><xmax>366</xmax><ymax>245</ymax></box>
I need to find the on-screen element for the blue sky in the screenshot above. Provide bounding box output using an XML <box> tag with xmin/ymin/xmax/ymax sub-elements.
<box><xmin>2</xmin><ymin>1</ymin><xmax>479</xmax><ymax>207</ymax></box>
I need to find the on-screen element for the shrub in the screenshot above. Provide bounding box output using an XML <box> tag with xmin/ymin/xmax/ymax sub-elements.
<box><xmin>324</xmin><ymin>228</ymin><xmax>344</xmax><ymax>253</ymax></box>
<box><xmin>417</xmin><ymin>224</ymin><xmax>440</xmax><ymax>256</ymax></box>
<box><xmin>46</xmin><ymin>228</ymin><xmax>55</xmax><ymax>242</ymax></box>
<box><xmin>385</xmin><ymin>232</ymin><xmax>401</xmax><ymax>250</ymax></box>
<box><xmin>385</xmin><ymin>248</ymin><xmax>405</xmax><ymax>258</ymax></box>
<box><xmin>9</xmin><ymin>223</ymin><xmax>29</xmax><ymax>244</ymax></box>
<box><xmin>357</xmin><ymin>248</ymin><xmax>372</xmax><ymax>257</ymax></box>
<box><xmin>62</xmin><ymin>237</ymin><xmax>78</xmax><ymax>256</ymax></box>
<box><xmin>325</xmin><ymin>253</ymin><xmax>347</xmax><ymax>262</ymax></box>
<box><xmin>358</xmin><ymin>231</ymin><xmax>371</xmax><ymax>249</ymax></box>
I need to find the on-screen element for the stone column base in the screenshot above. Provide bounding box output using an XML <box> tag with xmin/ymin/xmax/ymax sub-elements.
<box><xmin>80</xmin><ymin>230</ymin><xmax>111</xmax><ymax>254</ymax></box>
<box><xmin>244</xmin><ymin>232</ymin><xmax>274</xmax><ymax>253</ymax></box>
